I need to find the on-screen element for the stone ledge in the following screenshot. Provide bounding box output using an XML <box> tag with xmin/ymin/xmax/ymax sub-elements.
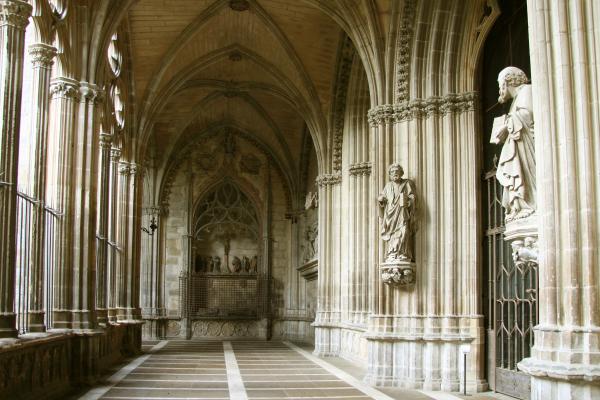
<box><xmin>518</xmin><ymin>357</ymin><xmax>600</xmax><ymax>383</ymax></box>
<box><xmin>363</xmin><ymin>332</ymin><xmax>474</xmax><ymax>342</ymax></box>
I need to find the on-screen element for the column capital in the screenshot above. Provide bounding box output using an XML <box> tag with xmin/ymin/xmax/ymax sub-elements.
<box><xmin>80</xmin><ymin>81</ymin><xmax>105</xmax><ymax>105</ymax></box>
<box><xmin>99</xmin><ymin>133</ymin><xmax>113</xmax><ymax>149</ymax></box>
<box><xmin>28</xmin><ymin>43</ymin><xmax>56</xmax><ymax>69</ymax></box>
<box><xmin>348</xmin><ymin>162</ymin><xmax>372</xmax><ymax>176</ymax></box>
<box><xmin>110</xmin><ymin>147</ymin><xmax>122</xmax><ymax>160</ymax></box>
<box><xmin>119</xmin><ymin>161</ymin><xmax>130</xmax><ymax>175</ymax></box>
<box><xmin>129</xmin><ymin>163</ymin><xmax>143</xmax><ymax>176</ymax></box>
<box><xmin>367</xmin><ymin>92</ymin><xmax>478</xmax><ymax>126</ymax></box>
<box><xmin>0</xmin><ymin>0</ymin><xmax>32</xmax><ymax>30</ymax></box>
<box><xmin>50</xmin><ymin>77</ymin><xmax>80</xmax><ymax>100</ymax></box>
<box><xmin>316</xmin><ymin>173</ymin><xmax>341</xmax><ymax>187</ymax></box>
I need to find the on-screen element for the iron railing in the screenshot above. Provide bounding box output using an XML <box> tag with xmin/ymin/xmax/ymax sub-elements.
<box><xmin>15</xmin><ymin>191</ymin><xmax>62</xmax><ymax>333</ymax></box>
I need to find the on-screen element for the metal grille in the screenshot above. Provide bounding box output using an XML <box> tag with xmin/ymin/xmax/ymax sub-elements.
<box><xmin>15</xmin><ymin>191</ymin><xmax>62</xmax><ymax>333</ymax></box>
<box><xmin>180</xmin><ymin>274</ymin><xmax>268</xmax><ymax>320</ymax></box>
<box><xmin>483</xmin><ymin>168</ymin><xmax>538</xmax><ymax>398</ymax></box>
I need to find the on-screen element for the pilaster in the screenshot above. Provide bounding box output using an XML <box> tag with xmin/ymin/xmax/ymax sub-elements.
<box><xmin>0</xmin><ymin>0</ymin><xmax>32</xmax><ymax>338</ymax></box>
<box><xmin>364</xmin><ymin>93</ymin><xmax>486</xmax><ymax>392</ymax></box>
<box><xmin>313</xmin><ymin>172</ymin><xmax>342</xmax><ymax>356</ymax></box>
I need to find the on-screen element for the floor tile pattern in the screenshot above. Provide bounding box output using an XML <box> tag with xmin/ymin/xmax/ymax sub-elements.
<box><xmin>82</xmin><ymin>340</ymin><xmax>458</xmax><ymax>400</ymax></box>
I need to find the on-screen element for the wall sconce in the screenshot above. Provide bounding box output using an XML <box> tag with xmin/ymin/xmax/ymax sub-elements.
<box><xmin>142</xmin><ymin>216</ymin><xmax>158</xmax><ymax>236</ymax></box>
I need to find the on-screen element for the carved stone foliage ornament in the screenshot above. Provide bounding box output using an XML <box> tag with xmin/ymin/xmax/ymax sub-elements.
<box><xmin>490</xmin><ymin>66</ymin><xmax>536</xmax><ymax>222</ymax></box>
<box><xmin>378</xmin><ymin>163</ymin><xmax>418</xmax><ymax>285</ymax></box>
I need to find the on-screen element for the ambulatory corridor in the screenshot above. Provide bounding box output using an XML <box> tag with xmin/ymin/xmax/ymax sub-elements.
<box><xmin>77</xmin><ymin>340</ymin><xmax>454</xmax><ymax>400</ymax></box>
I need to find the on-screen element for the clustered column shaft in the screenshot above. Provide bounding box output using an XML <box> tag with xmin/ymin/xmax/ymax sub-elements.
<box><xmin>96</xmin><ymin>133</ymin><xmax>113</xmax><ymax>325</ymax></box>
<box><xmin>26</xmin><ymin>43</ymin><xmax>57</xmax><ymax>332</ymax></box>
<box><xmin>107</xmin><ymin>148</ymin><xmax>121</xmax><ymax>322</ymax></box>
<box><xmin>0</xmin><ymin>0</ymin><xmax>31</xmax><ymax>338</ymax></box>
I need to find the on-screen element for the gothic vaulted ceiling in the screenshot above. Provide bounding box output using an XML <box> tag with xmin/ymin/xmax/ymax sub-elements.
<box><xmin>126</xmin><ymin>0</ymin><xmax>346</xmax><ymax>180</ymax></box>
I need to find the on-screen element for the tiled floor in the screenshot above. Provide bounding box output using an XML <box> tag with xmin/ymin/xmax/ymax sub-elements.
<box><xmin>77</xmin><ymin>340</ymin><xmax>478</xmax><ymax>400</ymax></box>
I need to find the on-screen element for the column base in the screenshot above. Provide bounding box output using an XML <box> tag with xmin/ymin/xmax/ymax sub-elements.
<box><xmin>0</xmin><ymin>313</ymin><xmax>17</xmax><ymax>338</ymax></box>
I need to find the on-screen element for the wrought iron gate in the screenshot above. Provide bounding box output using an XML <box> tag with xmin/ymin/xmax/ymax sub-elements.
<box><xmin>483</xmin><ymin>166</ymin><xmax>538</xmax><ymax>400</ymax></box>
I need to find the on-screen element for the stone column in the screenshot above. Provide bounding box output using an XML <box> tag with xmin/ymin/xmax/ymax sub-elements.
<box><xmin>0</xmin><ymin>0</ymin><xmax>31</xmax><ymax>338</ymax></box>
<box><xmin>48</xmin><ymin>77</ymin><xmax>79</xmax><ymax>328</ymax></box>
<box><xmin>95</xmin><ymin>133</ymin><xmax>112</xmax><ymax>325</ymax></box>
<box><xmin>313</xmin><ymin>173</ymin><xmax>342</xmax><ymax>356</ymax></box>
<box><xmin>116</xmin><ymin>161</ymin><xmax>130</xmax><ymax>321</ymax></box>
<box><xmin>518</xmin><ymin>2</ymin><xmax>600</xmax><ymax>398</ymax></box>
<box><xmin>125</xmin><ymin>163</ymin><xmax>142</xmax><ymax>321</ymax></box>
<box><xmin>26</xmin><ymin>43</ymin><xmax>56</xmax><ymax>332</ymax></box>
<box><xmin>107</xmin><ymin>148</ymin><xmax>121</xmax><ymax>323</ymax></box>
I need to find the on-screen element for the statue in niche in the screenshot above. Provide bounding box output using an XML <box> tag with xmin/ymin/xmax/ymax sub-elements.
<box><xmin>243</xmin><ymin>256</ymin><xmax>251</xmax><ymax>273</ymax></box>
<box><xmin>212</xmin><ymin>256</ymin><xmax>221</xmax><ymax>273</ymax></box>
<box><xmin>231</xmin><ymin>256</ymin><xmax>242</xmax><ymax>273</ymax></box>
<box><xmin>250</xmin><ymin>255</ymin><xmax>258</xmax><ymax>274</ymax></box>
<box><xmin>378</xmin><ymin>163</ymin><xmax>417</xmax><ymax>262</ymax></box>
<box><xmin>302</xmin><ymin>223</ymin><xmax>318</xmax><ymax>262</ymax></box>
<box><xmin>491</xmin><ymin>66</ymin><xmax>536</xmax><ymax>221</ymax></box>
<box><xmin>207</xmin><ymin>257</ymin><xmax>215</xmax><ymax>272</ymax></box>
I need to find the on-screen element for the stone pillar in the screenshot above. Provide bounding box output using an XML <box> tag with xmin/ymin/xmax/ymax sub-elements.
<box><xmin>48</xmin><ymin>77</ymin><xmax>80</xmax><ymax>328</ymax></box>
<box><xmin>313</xmin><ymin>173</ymin><xmax>342</xmax><ymax>356</ymax></box>
<box><xmin>69</xmin><ymin>82</ymin><xmax>103</xmax><ymax>330</ymax></box>
<box><xmin>26</xmin><ymin>43</ymin><xmax>56</xmax><ymax>332</ymax></box>
<box><xmin>95</xmin><ymin>133</ymin><xmax>112</xmax><ymax>325</ymax></box>
<box><xmin>116</xmin><ymin>161</ymin><xmax>130</xmax><ymax>321</ymax></box>
<box><xmin>0</xmin><ymin>0</ymin><xmax>31</xmax><ymax>338</ymax></box>
<box><xmin>107</xmin><ymin>148</ymin><xmax>121</xmax><ymax>323</ymax></box>
<box><xmin>125</xmin><ymin>163</ymin><xmax>142</xmax><ymax>321</ymax></box>
<box><xmin>518</xmin><ymin>2</ymin><xmax>600</xmax><ymax>398</ymax></box>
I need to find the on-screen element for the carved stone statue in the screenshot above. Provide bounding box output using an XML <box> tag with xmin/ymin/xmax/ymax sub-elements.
<box><xmin>231</xmin><ymin>256</ymin><xmax>242</xmax><ymax>273</ymax></box>
<box><xmin>378</xmin><ymin>163</ymin><xmax>417</xmax><ymax>262</ymax></box>
<box><xmin>242</xmin><ymin>256</ymin><xmax>251</xmax><ymax>273</ymax></box>
<box><xmin>212</xmin><ymin>256</ymin><xmax>221</xmax><ymax>273</ymax></box>
<box><xmin>250</xmin><ymin>255</ymin><xmax>258</xmax><ymax>274</ymax></box>
<box><xmin>491</xmin><ymin>66</ymin><xmax>536</xmax><ymax>221</ymax></box>
<box><xmin>302</xmin><ymin>223</ymin><xmax>318</xmax><ymax>262</ymax></box>
<box><xmin>207</xmin><ymin>257</ymin><xmax>215</xmax><ymax>272</ymax></box>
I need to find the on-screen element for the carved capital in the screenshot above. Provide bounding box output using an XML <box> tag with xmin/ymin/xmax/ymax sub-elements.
<box><xmin>129</xmin><ymin>163</ymin><xmax>142</xmax><ymax>176</ymax></box>
<box><xmin>80</xmin><ymin>82</ymin><xmax>104</xmax><ymax>105</ymax></box>
<box><xmin>110</xmin><ymin>147</ymin><xmax>121</xmax><ymax>161</ymax></box>
<box><xmin>368</xmin><ymin>92</ymin><xmax>478</xmax><ymax>126</ymax></box>
<box><xmin>118</xmin><ymin>162</ymin><xmax>130</xmax><ymax>175</ymax></box>
<box><xmin>99</xmin><ymin>133</ymin><xmax>113</xmax><ymax>149</ymax></box>
<box><xmin>316</xmin><ymin>173</ymin><xmax>341</xmax><ymax>187</ymax></box>
<box><xmin>348</xmin><ymin>162</ymin><xmax>372</xmax><ymax>176</ymax></box>
<box><xmin>28</xmin><ymin>43</ymin><xmax>56</xmax><ymax>69</ymax></box>
<box><xmin>0</xmin><ymin>0</ymin><xmax>32</xmax><ymax>30</ymax></box>
<box><xmin>50</xmin><ymin>77</ymin><xmax>80</xmax><ymax>100</ymax></box>
<box><xmin>381</xmin><ymin>261</ymin><xmax>415</xmax><ymax>286</ymax></box>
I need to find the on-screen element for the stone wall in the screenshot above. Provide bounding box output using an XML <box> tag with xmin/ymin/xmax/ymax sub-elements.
<box><xmin>0</xmin><ymin>323</ymin><xmax>141</xmax><ymax>400</ymax></box>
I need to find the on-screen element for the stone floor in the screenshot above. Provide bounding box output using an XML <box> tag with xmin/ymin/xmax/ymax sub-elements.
<box><xmin>75</xmin><ymin>340</ymin><xmax>513</xmax><ymax>400</ymax></box>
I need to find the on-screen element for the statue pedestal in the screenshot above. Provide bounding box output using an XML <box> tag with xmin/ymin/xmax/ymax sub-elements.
<box><xmin>380</xmin><ymin>259</ymin><xmax>415</xmax><ymax>285</ymax></box>
<box><xmin>504</xmin><ymin>213</ymin><xmax>539</xmax><ymax>270</ymax></box>
<box><xmin>504</xmin><ymin>213</ymin><xmax>538</xmax><ymax>242</ymax></box>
